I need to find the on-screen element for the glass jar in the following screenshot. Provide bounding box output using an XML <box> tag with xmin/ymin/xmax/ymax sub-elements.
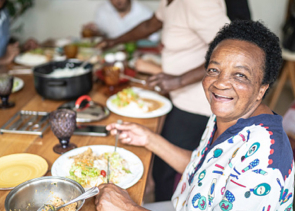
<box><xmin>103</xmin><ymin>53</ymin><xmax>120</xmax><ymax>86</ymax></box>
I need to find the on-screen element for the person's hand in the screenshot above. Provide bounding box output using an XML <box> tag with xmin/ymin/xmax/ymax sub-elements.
<box><xmin>82</xmin><ymin>22</ymin><xmax>100</xmax><ymax>37</ymax></box>
<box><xmin>146</xmin><ymin>73</ymin><xmax>182</xmax><ymax>94</ymax></box>
<box><xmin>1</xmin><ymin>42</ymin><xmax>20</xmax><ymax>64</ymax></box>
<box><xmin>22</xmin><ymin>38</ymin><xmax>39</xmax><ymax>51</ymax></box>
<box><xmin>96</xmin><ymin>38</ymin><xmax>117</xmax><ymax>50</ymax></box>
<box><xmin>106</xmin><ymin>122</ymin><xmax>156</xmax><ymax>147</ymax></box>
<box><xmin>135</xmin><ymin>59</ymin><xmax>162</xmax><ymax>75</ymax></box>
<box><xmin>95</xmin><ymin>183</ymin><xmax>145</xmax><ymax>211</ymax></box>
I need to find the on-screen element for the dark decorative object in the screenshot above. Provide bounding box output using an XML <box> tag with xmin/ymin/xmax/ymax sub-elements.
<box><xmin>49</xmin><ymin>109</ymin><xmax>77</xmax><ymax>154</ymax></box>
<box><xmin>0</xmin><ymin>74</ymin><xmax>15</xmax><ymax>109</ymax></box>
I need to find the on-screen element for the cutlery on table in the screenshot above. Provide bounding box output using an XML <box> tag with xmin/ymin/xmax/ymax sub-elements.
<box><xmin>107</xmin><ymin>156</ymin><xmax>110</xmax><ymax>183</ymax></box>
<box><xmin>37</xmin><ymin>186</ymin><xmax>99</xmax><ymax>211</ymax></box>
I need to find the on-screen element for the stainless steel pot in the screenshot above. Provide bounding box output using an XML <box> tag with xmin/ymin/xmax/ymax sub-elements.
<box><xmin>5</xmin><ymin>176</ymin><xmax>85</xmax><ymax>211</ymax></box>
<box><xmin>33</xmin><ymin>60</ymin><xmax>93</xmax><ymax>100</ymax></box>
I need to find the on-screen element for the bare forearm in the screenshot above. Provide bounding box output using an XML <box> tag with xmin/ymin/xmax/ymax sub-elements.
<box><xmin>114</xmin><ymin>15</ymin><xmax>162</xmax><ymax>44</ymax></box>
<box><xmin>146</xmin><ymin>134</ymin><xmax>192</xmax><ymax>173</ymax></box>
<box><xmin>179</xmin><ymin>63</ymin><xmax>206</xmax><ymax>88</ymax></box>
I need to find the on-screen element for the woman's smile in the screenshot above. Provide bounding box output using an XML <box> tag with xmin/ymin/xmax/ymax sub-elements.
<box><xmin>212</xmin><ymin>92</ymin><xmax>233</xmax><ymax>102</ymax></box>
<box><xmin>202</xmin><ymin>39</ymin><xmax>269</xmax><ymax>122</ymax></box>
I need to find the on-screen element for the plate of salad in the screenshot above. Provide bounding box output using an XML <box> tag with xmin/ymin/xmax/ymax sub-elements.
<box><xmin>51</xmin><ymin>145</ymin><xmax>144</xmax><ymax>189</ymax></box>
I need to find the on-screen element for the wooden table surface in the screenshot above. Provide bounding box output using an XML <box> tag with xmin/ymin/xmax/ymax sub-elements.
<box><xmin>0</xmin><ymin>74</ymin><xmax>165</xmax><ymax>211</ymax></box>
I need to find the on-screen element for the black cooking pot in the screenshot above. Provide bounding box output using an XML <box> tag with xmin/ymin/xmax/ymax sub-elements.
<box><xmin>33</xmin><ymin>60</ymin><xmax>93</xmax><ymax>100</ymax></box>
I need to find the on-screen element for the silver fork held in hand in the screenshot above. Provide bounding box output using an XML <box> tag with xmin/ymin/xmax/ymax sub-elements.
<box><xmin>114</xmin><ymin>119</ymin><xmax>123</xmax><ymax>152</ymax></box>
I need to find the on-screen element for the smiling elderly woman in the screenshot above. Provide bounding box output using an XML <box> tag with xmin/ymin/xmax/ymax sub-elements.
<box><xmin>95</xmin><ymin>20</ymin><xmax>294</xmax><ymax>211</ymax></box>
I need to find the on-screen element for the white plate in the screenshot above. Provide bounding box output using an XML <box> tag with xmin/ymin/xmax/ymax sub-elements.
<box><xmin>12</xmin><ymin>77</ymin><xmax>24</xmax><ymax>93</ymax></box>
<box><xmin>51</xmin><ymin>145</ymin><xmax>144</xmax><ymax>189</ymax></box>
<box><xmin>106</xmin><ymin>87</ymin><xmax>172</xmax><ymax>118</ymax></box>
<box><xmin>14</xmin><ymin>53</ymin><xmax>48</xmax><ymax>67</ymax></box>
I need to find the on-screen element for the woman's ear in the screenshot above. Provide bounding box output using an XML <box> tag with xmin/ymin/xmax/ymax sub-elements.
<box><xmin>257</xmin><ymin>84</ymin><xmax>269</xmax><ymax>101</ymax></box>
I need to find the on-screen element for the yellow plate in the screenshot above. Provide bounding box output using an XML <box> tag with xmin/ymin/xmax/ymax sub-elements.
<box><xmin>0</xmin><ymin>153</ymin><xmax>48</xmax><ymax>190</ymax></box>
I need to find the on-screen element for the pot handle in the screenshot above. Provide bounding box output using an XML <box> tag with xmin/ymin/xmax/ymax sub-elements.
<box><xmin>47</xmin><ymin>80</ymin><xmax>67</xmax><ymax>87</ymax></box>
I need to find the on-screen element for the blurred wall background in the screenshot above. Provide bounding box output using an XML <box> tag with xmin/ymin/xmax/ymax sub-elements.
<box><xmin>14</xmin><ymin>0</ymin><xmax>289</xmax><ymax>43</ymax></box>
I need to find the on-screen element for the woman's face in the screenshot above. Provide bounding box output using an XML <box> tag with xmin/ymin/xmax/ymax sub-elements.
<box><xmin>202</xmin><ymin>39</ymin><xmax>269</xmax><ymax>122</ymax></box>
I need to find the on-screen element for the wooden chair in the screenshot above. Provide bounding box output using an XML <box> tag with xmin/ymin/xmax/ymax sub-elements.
<box><xmin>269</xmin><ymin>49</ymin><xmax>295</xmax><ymax>110</ymax></box>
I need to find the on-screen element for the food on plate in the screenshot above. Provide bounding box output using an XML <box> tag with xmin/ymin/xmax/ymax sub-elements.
<box><xmin>68</xmin><ymin>148</ymin><xmax>131</xmax><ymax>188</ymax></box>
<box><xmin>16</xmin><ymin>53</ymin><xmax>47</xmax><ymax>65</ymax></box>
<box><xmin>141</xmin><ymin>54</ymin><xmax>161</xmax><ymax>66</ymax></box>
<box><xmin>111</xmin><ymin>88</ymin><xmax>163</xmax><ymax>113</ymax></box>
<box><xmin>28</xmin><ymin>48</ymin><xmax>55</xmax><ymax>60</ymax></box>
<box><xmin>42</xmin><ymin>196</ymin><xmax>77</xmax><ymax>211</ymax></box>
<box><xmin>15</xmin><ymin>48</ymin><xmax>55</xmax><ymax>67</ymax></box>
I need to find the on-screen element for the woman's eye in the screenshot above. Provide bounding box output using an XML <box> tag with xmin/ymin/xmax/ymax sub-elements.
<box><xmin>206</xmin><ymin>68</ymin><xmax>218</xmax><ymax>75</ymax></box>
<box><xmin>236</xmin><ymin>73</ymin><xmax>247</xmax><ymax>79</ymax></box>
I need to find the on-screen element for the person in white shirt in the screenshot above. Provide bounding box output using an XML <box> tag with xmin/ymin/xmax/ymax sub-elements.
<box><xmin>82</xmin><ymin>0</ymin><xmax>159</xmax><ymax>41</ymax></box>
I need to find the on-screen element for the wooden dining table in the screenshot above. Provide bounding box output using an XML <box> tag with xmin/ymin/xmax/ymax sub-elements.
<box><xmin>0</xmin><ymin>72</ymin><xmax>166</xmax><ymax>211</ymax></box>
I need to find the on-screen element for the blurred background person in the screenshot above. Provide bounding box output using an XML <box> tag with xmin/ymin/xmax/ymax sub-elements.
<box><xmin>82</xmin><ymin>0</ymin><xmax>159</xmax><ymax>42</ymax></box>
<box><xmin>98</xmin><ymin>0</ymin><xmax>230</xmax><ymax>201</ymax></box>
<box><xmin>0</xmin><ymin>0</ymin><xmax>18</xmax><ymax>65</ymax></box>
<box><xmin>0</xmin><ymin>0</ymin><xmax>38</xmax><ymax>65</ymax></box>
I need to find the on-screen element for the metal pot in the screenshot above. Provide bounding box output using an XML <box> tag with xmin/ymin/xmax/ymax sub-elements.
<box><xmin>33</xmin><ymin>60</ymin><xmax>93</xmax><ymax>100</ymax></box>
<box><xmin>5</xmin><ymin>176</ymin><xmax>85</xmax><ymax>211</ymax></box>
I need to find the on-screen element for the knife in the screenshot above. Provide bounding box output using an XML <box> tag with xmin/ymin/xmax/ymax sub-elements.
<box><xmin>120</xmin><ymin>74</ymin><xmax>161</xmax><ymax>92</ymax></box>
<box><xmin>120</xmin><ymin>74</ymin><xmax>146</xmax><ymax>85</ymax></box>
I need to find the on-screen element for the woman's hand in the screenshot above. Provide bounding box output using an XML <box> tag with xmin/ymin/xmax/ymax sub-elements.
<box><xmin>106</xmin><ymin>122</ymin><xmax>157</xmax><ymax>148</ymax></box>
<box><xmin>146</xmin><ymin>73</ymin><xmax>182</xmax><ymax>94</ymax></box>
<box><xmin>96</xmin><ymin>38</ymin><xmax>117</xmax><ymax>50</ymax></box>
<box><xmin>95</xmin><ymin>183</ymin><xmax>148</xmax><ymax>211</ymax></box>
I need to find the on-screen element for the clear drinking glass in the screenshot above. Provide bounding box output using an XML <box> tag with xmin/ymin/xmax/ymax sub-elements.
<box><xmin>0</xmin><ymin>74</ymin><xmax>15</xmax><ymax>109</ymax></box>
<box><xmin>49</xmin><ymin>109</ymin><xmax>77</xmax><ymax>154</ymax></box>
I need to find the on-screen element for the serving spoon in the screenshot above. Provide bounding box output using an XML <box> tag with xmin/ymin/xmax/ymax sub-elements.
<box><xmin>37</xmin><ymin>186</ymin><xmax>99</xmax><ymax>211</ymax></box>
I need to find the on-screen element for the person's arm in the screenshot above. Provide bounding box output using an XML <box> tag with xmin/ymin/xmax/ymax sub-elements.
<box><xmin>0</xmin><ymin>42</ymin><xmax>19</xmax><ymax>65</ymax></box>
<box><xmin>97</xmin><ymin>14</ymin><xmax>162</xmax><ymax>49</ymax></box>
<box><xmin>147</xmin><ymin>63</ymin><xmax>206</xmax><ymax>94</ymax></box>
<box><xmin>106</xmin><ymin>122</ymin><xmax>192</xmax><ymax>174</ymax></box>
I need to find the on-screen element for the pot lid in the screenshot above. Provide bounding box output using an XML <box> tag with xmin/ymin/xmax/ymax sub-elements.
<box><xmin>58</xmin><ymin>100</ymin><xmax>110</xmax><ymax>122</ymax></box>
